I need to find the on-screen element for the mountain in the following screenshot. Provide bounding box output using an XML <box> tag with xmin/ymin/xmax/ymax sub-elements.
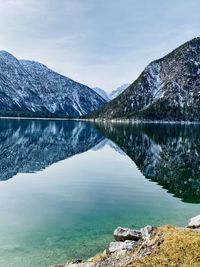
<box><xmin>93</xmin><ymin>87</ymin><xmax>110</xmax><ymax>101</ymax></box>
<box><xmin>0</xmin><ymin>51</ymin><xmax>106</xmax><ymax>117</ymax></box>
<box><xmin>93</xmin><ymin>87</ymin><xmax>110</xmax><ymax>102</ymax></box>
<box><xmin>89</xmin><ymin>37</ymin><xmax>200</xmax><ymax>121</ymax></box>
<box><xmin>93</xmin><ymin>83</ymin><xmax>130</xmax><ymax>102</ymax></box>
<box><xmin>108</xmin><ymin>83</ymin><xmax>130</xmax><ymax>100</ymax></box>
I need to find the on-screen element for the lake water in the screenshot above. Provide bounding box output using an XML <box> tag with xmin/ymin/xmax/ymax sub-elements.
<box><xmin>0</xmin><ymin>119</ymin><xmax>199</xmax><ymax>267</ymax></box>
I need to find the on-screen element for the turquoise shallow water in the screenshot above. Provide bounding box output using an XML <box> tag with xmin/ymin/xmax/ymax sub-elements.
<box><xmin>0</xmin><ymin>119</ymin><xmax>199</xmax><ymax>267</ymax></box>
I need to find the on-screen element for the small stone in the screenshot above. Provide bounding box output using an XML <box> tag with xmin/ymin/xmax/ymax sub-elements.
<box><xmin>141</xmin><ymin>225</ymin><xmax>154</xmax><ymax>241</ymax></box>
<box><xmin>123</xmin><ymin>240</ymin><xmax>137</xmax><ymax>251</ymax></box>
<box><xmin>108</xmin><ymin>242</ymin><xmax>124</xmax><ymax>253</ymax></box>
<box><xmin>108</xmin><ymin>240</ymin><xmax>136</xmax><ymax>253</ymax></box>
<box><xmin>64</xmin><ymin>263</ymin><xmax>94</xmax><ymax>267</ymax></box>
<box><xmin>113</xmin><ymin>227</ymin><xmax>142</xmax><ymax>241</ymax></box>
<box><xmin>187</xmin><ymin>214</ymin><xmax>200</xmax><ymax>228</ymax></box>
<box><xmin>71</xmin><ymin>260</ymin><xmax>82</xmax><ymax>264</ymax></box>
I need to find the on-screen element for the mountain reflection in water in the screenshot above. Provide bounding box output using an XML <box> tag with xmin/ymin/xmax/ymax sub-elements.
<box><xmin>95</xmin><ymin>123</ymin><xmax>200</xmax><ymax>203</ymax></box>
<box><xmin>0</xmin><ymin>119</ymin><xmax>104</xmax><ymax>181</ymax></box>
<box><xmin>0</xmin><ymin>119</ymin><xmax>199</xmax><ymax>203</ymax></box>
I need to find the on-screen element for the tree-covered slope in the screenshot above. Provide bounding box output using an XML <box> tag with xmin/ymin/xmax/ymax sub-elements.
<box><xmin>88</xmin><ymin>37</ymin><xmax>200</xmax><ymax>121</ymax></box>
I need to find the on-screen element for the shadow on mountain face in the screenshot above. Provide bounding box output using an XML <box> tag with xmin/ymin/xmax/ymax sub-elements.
<box><xmin>0</xmin><ymin>119</ymin><xmax>104</xmax><ymax>181</ymax></box>
<box><xmin>95</xmin><ymin>122</ymin><xmax>200</xmax><ymax>203</ymax></box>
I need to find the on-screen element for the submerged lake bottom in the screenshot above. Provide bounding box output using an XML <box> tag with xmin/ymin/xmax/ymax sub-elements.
<box><xmin>0</xmin><ymin>119</ymin><xmax>199</xmax><ymax>267</ymax></box>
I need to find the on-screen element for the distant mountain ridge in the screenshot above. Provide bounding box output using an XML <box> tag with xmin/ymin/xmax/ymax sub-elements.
<box><xmin>93</xmin><ymin>87</ymin><xmax>110</xmax><ymax>101</ymax></box>
<box><xmin>93</xmin><ymin>83</ymin><xmax>130</xmax><ymax>101</ymax></box>
<box><xmin>89</xmin><ymin>37</ymin><xmax>200</xmax><ymax>121</ymax></box>
<box><xmin>0</xmin><ymin>51</ymin><xmax>106</xmax><ymax>117</ymax></box>
<box><xmin>109</xmin><ymin>83</ymin><xmax>130</xmax><ymax>100</ymax></box>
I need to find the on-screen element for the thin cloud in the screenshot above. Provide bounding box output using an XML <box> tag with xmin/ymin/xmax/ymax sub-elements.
<box><xmin>0</xmin><ymin>0</ymin><xmax>199</xmax><ymax>91</ymax></box>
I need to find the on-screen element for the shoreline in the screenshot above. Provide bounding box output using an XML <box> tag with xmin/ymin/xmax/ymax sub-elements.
<box><xmin>1</xmin><ymin>116</ymin><xmax>200</xmax><ymax>124</ymax></box>
<box><xmin>50</xmin><ymin>215</ymin><xmax>200</xmax><ymax>267</ymax></box>
<box><xmin>0</xmin><ymin>116</ymin><xmax>73</xmax><ymax>121</ymax></box>
<box><xmin>81</xmin><ymin>118</ymin><xmax>200</xmax><ymax>124</ymax></box>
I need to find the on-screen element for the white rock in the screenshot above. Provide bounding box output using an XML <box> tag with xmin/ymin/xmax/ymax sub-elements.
<box><xmin>113</xmin><ymin>227</ymin><xmax>142</xmax><ymax>241</ymax></box>
<box><xmin>187</xmin><ymin>214</ymin><xmax>200</xmax><ymax>228</ymax></box>
<box><xmin>70</xmin><ymin>264</ymin><xmax>93</xmax><ymax>267</ymax></box>
<box><xmin>108</xmin><ymin>240</ymin><xmax>136</xmax><ymax>253</ymax></box>
<box><xmin>63</xmin><ymin>262</ymin><xmax>94</xmax><ymax>267</ymax></box>
<box><xmin>50</xmin><ymin>260</ymin><xmax>94</xmax><ymax>267</ymax></box>
<box><xmin>141</xmin><ymin>225</ymin><xmax>153</xmax><ymax>241</ymax></box>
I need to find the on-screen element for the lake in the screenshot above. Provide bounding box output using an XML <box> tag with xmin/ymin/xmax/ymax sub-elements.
<box><xmin>0</xmin><ymin>119</ymin><xmax>199</xmax><ymax>267</ymax></box>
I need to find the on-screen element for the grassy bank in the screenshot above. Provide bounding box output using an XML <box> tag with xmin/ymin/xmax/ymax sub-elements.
<box><xmin>127</xmin><ymin>225</ymin><xmax>200</xmax><ymax>267</ymax></box>
<box><xmin>88</xmin><ymin>225</ymin><xmax>200</xmax><ymax>267</ymax></box>
<box><xmin>51</xmin><ymin>225</ymin><xmax>200</xmax><ymax>267</ymax></box>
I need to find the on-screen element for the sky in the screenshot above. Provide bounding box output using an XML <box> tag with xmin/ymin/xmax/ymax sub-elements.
<box><xmin>0</xmin><ymin>0</ymin><xmax>199</xmax><ymax>92</ymax></box>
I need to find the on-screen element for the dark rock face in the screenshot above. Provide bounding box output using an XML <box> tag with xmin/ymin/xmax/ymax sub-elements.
<box><xmin>0</xmin><ymin>51</ymin><xmax>106</xmax><ymax>117</ymax></box>
<box><xmin>89</xmin><ymin>37</ymin><xmax>200</xmax><ymax>121</ymax></box>
<box><xmin>113</xmin><ymin>227</ymin><xmax>142</xmax><ymax>242</ymax></box>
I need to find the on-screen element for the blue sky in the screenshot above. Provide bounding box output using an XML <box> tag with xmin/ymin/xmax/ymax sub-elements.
<box><xmin>0</xmin><ymin>0</ymin><xmax>199</xmax><ymax>92</ymax></box>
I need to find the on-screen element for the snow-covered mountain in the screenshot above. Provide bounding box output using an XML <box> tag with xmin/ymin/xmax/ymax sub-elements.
<box><xmin>93</xmin><ymin>87</ymin><xmax>110</xmax><ymax>101</ymax></box>
<box><xmin>93</xmin><ymin>83</ymin><xmax>130</xmax><ymax>102</ymax></box>
<box><xmin>89</xmin><ymin>37</ymin><xmax>200</xmax><ymax>121</ymax></box>
<box><xmin>108</xmin><ymin>83</ymin><xmax>130</xmax><ymax>100</ymax></box>
<box><xmin>0</xmin><ymin>51</ymin><xmax>106</xmax><ymax>117</ymax></box>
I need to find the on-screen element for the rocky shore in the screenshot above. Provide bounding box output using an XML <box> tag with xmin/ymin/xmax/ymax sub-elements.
<box><xmin>50</xmin><ymin>215</ymin><xmax>200</xmax><ymax>267</ymax></box>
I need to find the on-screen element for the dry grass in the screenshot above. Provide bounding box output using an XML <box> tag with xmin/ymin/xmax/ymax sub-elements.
<box><xmin>127</xmin><ymin>225</ymin><xmax>200</xmax><ymax>267</ymax></box>
<box><xmin>90</xmin><ymin>251</ymin><xmax>109</xmax><ymax>263</ymax></box>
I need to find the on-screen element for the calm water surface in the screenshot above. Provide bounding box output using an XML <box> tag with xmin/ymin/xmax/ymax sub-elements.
<box><xmin>0</xmin><ymin>119</ymin><xmax>199</xmax><ymax>267</ymax></box>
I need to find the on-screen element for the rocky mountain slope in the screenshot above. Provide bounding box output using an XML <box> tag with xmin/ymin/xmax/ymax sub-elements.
<box><xmin>93</xmin><ymin>87</ymin><xmax>110</xmax><ymax>101</ymax></box>
<box><xmin>93</xmin><ymin>83</ymin><xmax>130</xmax><ymax>101</ymax></box>
<box><xmin>0</xmin><ymin>51</ymin><xmax>106</xmax><ymax>117</ymax></box>
<box><xmin>109</xmin><ymin>83</ymin><xmax>130</xmax><ymax>100</ymax></box>
<box><xmin>88</xmin><ymin>37</ymin><xmax>200</xmax><ymax>121</ymax></box>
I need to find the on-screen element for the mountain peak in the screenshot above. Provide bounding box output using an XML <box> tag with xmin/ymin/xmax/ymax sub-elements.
<box><xmin>93</xmin><ymin>83</ymin><xmax>130</xmax><ymax>102</ymax></box>
<box><xmin>88</xmin><ymin>37</ymin><xmax>200</xmax><ymax>121</ymax></box>
<box><xmin>188</xmin><ymin>36</ymin><xmax>200</xmax><ymax>43</ymax></box>
<box><xmin>0</xmin><ymin>50</ymin><xmax>18</xmax><ymax>62</ymax></box>
<box><xmin>0</xmin><ymin>51</ymin><xmax>106</xmax><ymax>117</ymax></box>
<box><xmin>109</xmin><ymin>83</ymin><xmax>130</xmax><ymax>100</ymax></box>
